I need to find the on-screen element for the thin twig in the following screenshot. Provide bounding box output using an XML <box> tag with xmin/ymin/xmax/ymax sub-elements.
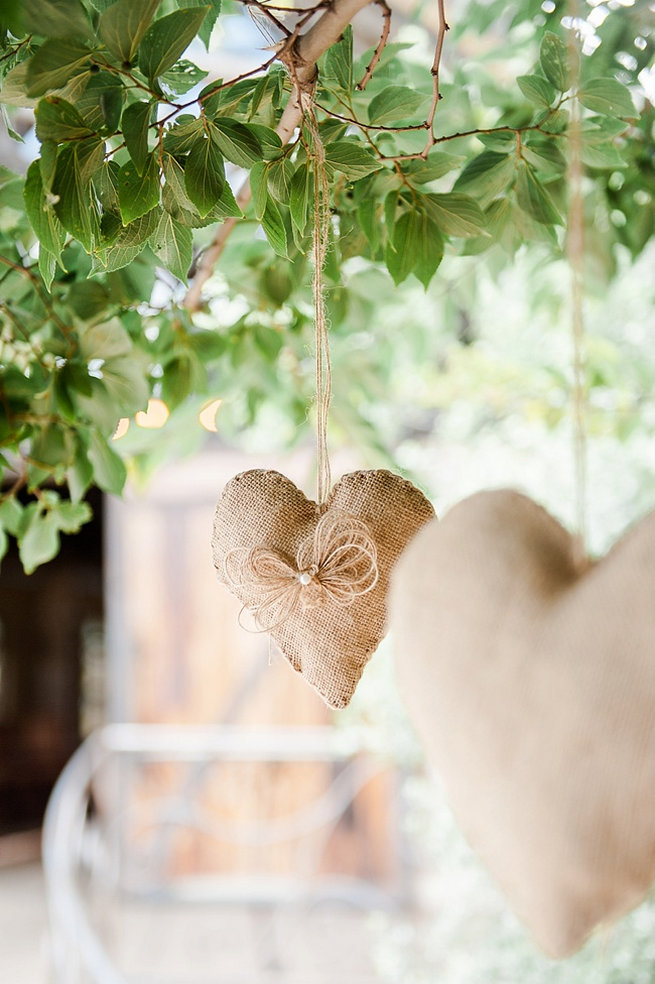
<box><xmin>0</xmin><ymin>255</ymin><xmax>71</xmax><ymax>334</ymax></box>
<box><xmin>420</xmin><ymin>0</ymin><xmax>449</xmax><ymax>158</ymax></box>
<box><xmin>0</xmin><ymin>36</ymin><xmax>32</xmax><ymax>65</ymax></box>
<box><xmin>0</xmin><ymin>468</ymin><xmax>27</xmax><ymax>502</ymax></box>
<box><xmin>315</xmin><ymin>100</ymin><xmax>426</xmax><ymax>133</ymax></box>
<box><xmin>356</xmin><ymin>0</ymin><xmax>391</xmax><ymax>90</ymax></box>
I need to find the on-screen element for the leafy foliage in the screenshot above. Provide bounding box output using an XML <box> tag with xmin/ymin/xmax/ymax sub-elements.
<box><xmin>0</xmin><ymin>0</ymin><xmax>652</xmax><ymax>570</ymax></box>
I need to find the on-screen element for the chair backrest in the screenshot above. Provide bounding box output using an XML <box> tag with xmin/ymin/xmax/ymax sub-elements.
<box><xmin>43</xmin><ymin>724</ymin><xmax>409</xmax><ymax>984</ymax></box>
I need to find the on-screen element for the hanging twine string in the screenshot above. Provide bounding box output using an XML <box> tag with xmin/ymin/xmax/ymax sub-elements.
<box><xmin>303</xmin><ymin>98</ymin><xmax>332</xmax><ymax>506</ymax></box>
<box><xmin>221</xmin><ymin>94</ymin><xmax>380</xmax><ymax>634</ymax></box>
<box><xmin>567</xmin><ymin>25</ymin><xmax>588</xmax><ymax>566</ymax></box>
<box><xmin>223</xmin><ymin>510</ymin><xmax>379</xmax><ymax>632</ymax></box>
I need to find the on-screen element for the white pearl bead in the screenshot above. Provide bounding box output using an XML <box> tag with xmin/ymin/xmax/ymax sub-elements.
<box><xmin>298</xmin><ymin>572</ymin><xmax>312</xmax><ymax>586</ymax></box>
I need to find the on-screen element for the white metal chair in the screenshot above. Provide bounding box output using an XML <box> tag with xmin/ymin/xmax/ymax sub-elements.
<box><xmin>43</xmin><ymin>724</ymin><xmax>409</xmax><ymax>984</ymax></box>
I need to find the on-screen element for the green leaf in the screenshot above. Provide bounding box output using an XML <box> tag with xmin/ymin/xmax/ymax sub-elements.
<box><xmin>101</xmin><ymin>356</ymin><xmax>149</xmax><ymax>414</ymax></box>
<box><xmin>0</xmin><ymin>496</ymin><xmax>23</xmax><ymax>536</ymax></box>
<box><xmin>521</xmin><ymin>138</ymin><xmax>567</xmax><ymax>178</ymax></box>
<box><xmin>401</xmin><ymin>153</ymin><xmax>463</xmax><ymax>184</ymax></box>
<box><xmin>188</xmin><ymin>330</ymin><xmax>225</xmax><ymax>361</ymax></box>
<box><xmin>99</xmin><ymin>0</ymin><xmax>162</xmax><ymax>64</ymax></box>
<box><xmin>477</xmin><ymin>129</ymin><xmax>516</xmax><ymax>153</ymax></box>
<box><xmin>209</xmin><ymin>118</ymin><xmax>262</xmax><ymax>167</ymax></box>
<box><xmin>385</xmin><ymin>209</ymin><xmax>419</xmax><ymax>285</ymax></box>
<box><xmin>0</xmin><ymin>62</ymin><xmax>39</xmax><ymax>109</ymax></box>
<box><xmin>485</xmin><ymin>196</ymin><xmax>512</xmax><ymax>239</ymax></box>
<box><xmin>213</xmin><ymin>180</ymin><xmax>241</xmax><ymax>219</ymax></box>
<box><xmin>198</xmin><ymin>0</ymin><xmax>221</xmax><ymax>48</ymax></box>
<box><xmin>453</xmin><ymin>151</ymin><xmax>515</xmax><ymax>202</ymax></box>
<box><xmin>24</xmin><ymin>160</ymin><xmax>67</xmax><ymax>259</ymax></box>
<box><xmin>87</xmin><ymin>430</ymin><xmax>127</xmax><ymax>494</ymax></box>
<box><xmin>75</xmin><ymin>135</ymin><xmax>106</xmax><ymax>181</ymax></box>
<box><xmin>92</xmin><ymin>243</ymin><xmax>142</xmax><ymax>273</ymax></box>
<box><xmin>384</xmin><ymin>188</ymin><xmax>399</xmax><ymax>233</ymax></box>
<box><xmin>35</xmin><ymin>96</ymin><xmax>93</xmax><ymax>142</ymax></box>
<box><xmin>177</xmin><ymin>0</ymin><xmax>221</xmax><ymax>49</ymax></box>
<box><xmin>39</xmin><ymin>245</ymin><xmax>57</xmax><ymax>290</ymax></box>
<box><xmin>52</xmin><ymin>143</ymin><xmax>101</xmax><ymax>251</ymax></box>
<box><xmin>25</xmin><ymin>39</ymin><xmax>91</xmax><ymax>97</ymax></box>
<box><xmin>75</xmin><ymin>71</ymin><xmax>123</xmax><ymax>133</ymax></box>
<box><xmin>368</xmin><ymin>85</ymin><xmax>428</xmax><ymax>125</ymax></box>
<box><xmin>580</xmin><ymin>136</ymin><xmax>627</xmax><ymax>169</ymax></box>
<box><xmin>94</xmin><ymin>159</ymin><xmax>120</xmax><ymax>210</ymax></box>
<box><xmin>162</xmin><ymin>115</ymin><xmax>204</xmax><ymax>153</ymax></box>
<box><xmin>422</xmin><ymin>193</ymin><xmax>487</xmax><ymax>237</ymax></box>
<box><xmin>199</xmin><ymin>77</ymin><xmax>259</xmax><ymax>117</ymax></box>
<box><xmin>247</xmin><ymin>123</ymin><xmax>282</xmax><ymax>158</ymax></box>
<box><xmin>324</xmin><ymin>140</ymin><xmax>382</xmax><ymax>180</ymax></box>
<box><xmin>151</xmin><ymin>211</ymin><xmax>192</xmax><ymax>281</ymax></box>
<box><xmin>249</xmin><ymin>161</ymin><xmax>267</xmax><ymax>221</ymax></box>
<box><xmin>19</xmin><ymin>509</ymin><xmax>59</xmax><ymax>574</ymax></box>
<box><xmin>138</xmin><ymin>7</ymin><xmax>209</xmax><ymax>81</ymax></box>
<box><xmin>53</xmin><ymin>498</ymin><xmax>92</xmax><ymax>534</ymax></box>
<box><xmin>261</xmin><ymin>199</ymin><xmax>287</xmax><ymax>256</ymax></box>
<box><xmin>79</xmin><ymin>317</ymin><xmax>132</xmax><ymax>360</ymax></box>
<box><xmin>538</xmin><ymin>108</ymin><xmax>568</xmax><ymax>134</ymax></box>
<box><xmin>517</xmin><ymin>74</ymin><xmax>557</xmax><ymax>108</ymax></box>
<box><xmin>539</xmin><ymin>32</ymin><xmax>574</xmax><ymax>92</ymax></box>
<box><xmin>122</xmin><ymin>100</ymin><xmax>152</xmax><ymax>174</ymax></box>
<box><xmin>515</xmin><ymin>162</ymin><xmax>562</xmax><ymax>225</ymax></box>
<box><xmin>39</xmin><ymin>141</ymin><xmax>59</xmax><ymax>191</ymax></box>
<box><xmin>68</xmin><ymin>281</ymin><xmax>110</xmax><ymax>319</ymax></box>
<box><xmin>249</xmin><ymin>68</ymin><xmax>284</xmax><ymax>120</ymax></box>
<box><xmin>184</xmin><ymin>135</ymin><xmax>224</xmax><ymax>216</ymax></box>
<box><xmin>266</xmin><ymin>157</ymin><xmax>295</xmax><ymax>202</ymax></box>
<box><xmin>100</xmin><ymin>203</ymin><xmax>158</xmax><ymax>254</ymax></box>
<box><xmin>32</xmin><ymin>425</ymin><xmax>70</xmax><ymax>471</ymax></box>
<box><xmin>289</xmin><ymin>162</ymin><xmax>312</xmax><ymax>235</ymax></box>
<box><xmin>67</xmin><ymin>444</ymin><xmax>94</xmax><ymax>503</ymax></box>
<box><xmin>0</xmin><ymin>526</ymin><xmax>7</xmax><ymax>565</ymax></box>
<box><xmin>0</xmin><ymin>175</ymin><xmax>24</xmax><ymax>209</ymax></box>
<box><xmin>324</xmin><ymin>24</ymin><xmax>352</xmax><ymax>93</ymax></box>
<box><xmin>357</xmin><ymin>198</ymin><xmax>380</xmax><ymax>252</ymax></box>
<box><xmin>578</xmin><ymin>78</ymin><xmax>635</xmax><ymax>119</ymax></box>
<box><xmin>160</xmin><ymin>355</ymin><xmax>192</xmax><ymax>409</ymax></box>
<box><xmin>414</xmin><ymin>212</ymin><xmax>444</xmax><ymax>289</ymax></box>
<box><xmin>22</xmin><ymin>0</ymin><xmax>91</xmax><ymax>40</ymax></box>
<box><xmin>94</xmin><ymin>208</ymin><xmax>158</xmax><ymax>270</ymax></box>
<box><xmin>162</xmin><ymin>152</ymin><xmax>200</xmax><ymax>221</ymax></box>
<box><xmin>117</xmin><ymin>152</ymin><xmax>160</xmax><ymax>223</ymax></box>
<box><xmin>160</xmin><ymin>59</ymin><xmax>207</xmax><ymax>95</ymax></box>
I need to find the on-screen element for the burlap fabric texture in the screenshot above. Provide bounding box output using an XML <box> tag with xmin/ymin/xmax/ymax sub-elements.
<box><xmin>212</xmin><ymin>468</ymin><xmax>434</xmax><ymax>708</ymax></box>
<box><xmin>391</xmin><ymin>489</ymin><xmax>655</xmax><ymax>958</ymax></box>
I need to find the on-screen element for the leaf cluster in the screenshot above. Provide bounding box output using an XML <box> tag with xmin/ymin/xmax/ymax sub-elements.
<box><xmin>0</xmin><ymin>0</ymin><xmax>651</xmax><ymax>571</ymax></box>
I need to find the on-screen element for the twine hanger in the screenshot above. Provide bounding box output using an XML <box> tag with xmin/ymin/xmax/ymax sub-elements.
<box><xmin>302</xmin><ymin>95</ymin><xmax>333</xmax><ymax>507</ymax></box>
<box><xmin>566</xmin><ymin>13</ymin><xmax>588</xmax><ymax>568</ymax></box>
<box><xmin>221</xmin><ymin>89</ymin><xmax>380</xmax><ymax>633</ymax></box>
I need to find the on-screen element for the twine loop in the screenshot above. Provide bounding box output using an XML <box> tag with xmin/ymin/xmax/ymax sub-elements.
<box><xmin>224</xmin><ymin>510</ymin><xmax>379</xmax><ymax>632</ymax></box>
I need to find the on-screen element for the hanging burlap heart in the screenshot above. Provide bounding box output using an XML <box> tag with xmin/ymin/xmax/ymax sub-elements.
<box><xmin>390</xmin><ymin>489</ymin><xmax>655</xmax><ymax>958</ymax></box>
<box><xmin>212</xmin><ymin>468</ymin><xmax>434</xmax><ymax>709</ymax></box>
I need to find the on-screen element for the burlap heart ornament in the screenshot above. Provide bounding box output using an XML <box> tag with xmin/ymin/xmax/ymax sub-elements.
<box><xmin>212</xmin><ymin>468</ymin><xmax>434</xmax><ymax>708</ymax></box>
<box><xmin>390</xmin><ymin>489</ymin><xmax>655</xmax><ymax>958</ymax></box>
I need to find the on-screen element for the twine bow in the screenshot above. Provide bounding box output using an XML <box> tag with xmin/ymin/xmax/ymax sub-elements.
<box><xmin>224</xmin><ymin>511</ymin><xmax>379</xmax><ymax>632</ymax></box>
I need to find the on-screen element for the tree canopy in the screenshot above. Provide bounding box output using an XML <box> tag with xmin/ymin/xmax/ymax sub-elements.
<box><xmin>0</xmin><ymin>0</ymin><xmax>652</xmax><ymax>571</ymax></box>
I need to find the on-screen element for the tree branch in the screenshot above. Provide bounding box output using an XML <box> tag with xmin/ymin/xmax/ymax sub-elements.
<box><xmin>356</xmin><ymin>0</ymin><xmax>391</xmax><ymax>91</ymax></box>
<box><xmin>183</xmin><ymin>0</ymin><xmax>374</xmax><ymax>311</ymax></box>
<box><xmin>420</xmin><ymin>0</ymin><xmax>449</xmax><ymax>158</ymax></box>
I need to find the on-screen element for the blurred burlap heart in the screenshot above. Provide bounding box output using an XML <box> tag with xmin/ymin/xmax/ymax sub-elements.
<box><xmin>213</xmin><ymin>468</ymin><xmax>434</xmax><ymax>708</ymax></box>
<box><xmin>391</xmin><ymin>489</ymin><xmax>655</xmax><ymax>958</ymax></box>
